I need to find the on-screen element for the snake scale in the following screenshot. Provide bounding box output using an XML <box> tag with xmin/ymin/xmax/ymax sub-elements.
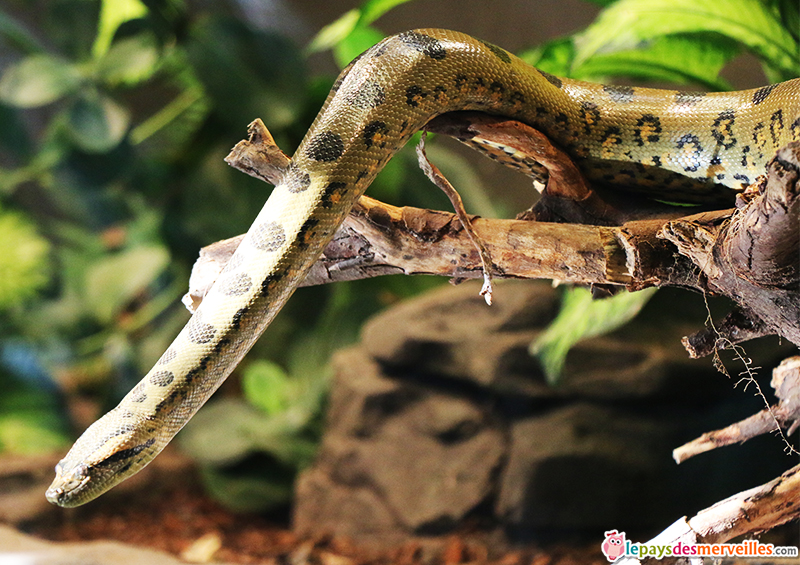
<box><xmin>47</xmin><ymin>29</ymin><xmax>800</xmax><ymax>507</ymax></box>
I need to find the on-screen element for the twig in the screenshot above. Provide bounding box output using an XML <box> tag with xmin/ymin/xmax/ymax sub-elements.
<box><xmin>416</xmin><ymin>131</ymin><xmax>495</xmax><ymax>304</ymax></box>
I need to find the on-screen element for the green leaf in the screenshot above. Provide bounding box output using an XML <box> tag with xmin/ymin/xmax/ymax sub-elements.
<box><xmin>180</xmin><ymin>397</ymin><xmax>317</xmax><ymax>467</ymax></box>
<box><xmin>308</xmin><ymin>0</ymin><xmax>415</xmax><ymax>62</ymax></box>
<box><xmin>575</xmin><ymin>33</ymin><xmax>739</xmax><ymax>89</ymax></box>
<box><xmin>517</xmin><ymin>38</ymin><xmax>577</xmax><ymax>79</ymax></box>
<box><xmin>0</xmin><ymin>54</ymin><xmax>80</xmax><ymax>107</ymax></box>
<box><xmin>531</xmin><ymin>287</ymin><xmax>657</xmax><ymax>384</ymax></box>
<box><xmin>92</xmin><ymin>0</ymin><xmax>149</xmax><ymax>59</ymax></box>
<box><xmin>96</xmin><ymin>32</ymin><xmax>160</xmax><ymax>86</ymax></box>
<box><xmin>333</xmin><ymin>24</ymin><xmax>385</xmax><ymax>69</ymax></box>
<box><xmin>360</xmin><ymin>0</ymin><xmax>417</xmax><ymax>23</ymax></box>
<box><xmin>0</xmin><ymin>210</ymin><xmax>51</xmax><ymax>309</ymax></box>
<box><xmin>199</xmin><ymin>466</ymin><xmax>295</xmax><ymax>513</ymax></box>
<box><xmin>242</xmin><ymin>360</ymin><xmax>292</xmax><ymax>416</ymax></box>
<box><xmin>66</xmin><ymin>92</ymin><xmax>130</xmax><ymax>152</ymax></box>
<box><xmin>180</xmin><ymin>399</ymin><xmax>264</xmax><ymax>466</ymax></box>
<box><xmin>574</xmin><ymin>0</ymin><xmax>799</xmax><ymax>79</ymax></box>
<box><xmin>84</xmin><ymin>245</ymin><xmax>170</xmax><ymax>324</ymax></box>
<box><xmin>307</xmin><ymin>9</ymin><xmax>361</xmax><ymax>54</ymax></box>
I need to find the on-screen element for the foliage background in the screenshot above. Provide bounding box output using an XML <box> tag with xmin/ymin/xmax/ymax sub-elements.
<box><xmin>0</xmin><ymin>0</ymin><xmax>796</xmax><ymax>511</ymax></box>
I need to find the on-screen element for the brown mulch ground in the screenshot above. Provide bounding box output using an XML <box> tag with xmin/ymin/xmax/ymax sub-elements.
<box><xmin>25</xmin><ymin>451</ymin><xmax>607</xmax><ymax>565</ymax></box>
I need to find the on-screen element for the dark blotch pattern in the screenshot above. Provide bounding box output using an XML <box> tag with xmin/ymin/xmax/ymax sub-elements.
<box><xmin>676</xmin><ymin>134</ymin><xmax>703</xmax><ymax>172</ymax></box>
<box><xmin>149</xmin><ymin>371</ymin><xmax>174</xmax><ymax>387</ymax></box>
<box><xmin>285</xmin><ymin>163</ymin><xmax>311</xmax><ymax>193</ymax></box>
<box><xmin>251</xmin><ymin>221</ymin><xmax>286</xmax><ymax>252</ymax></box>
<box><xmin>770</xmin><ymin>109</ymin><xmax>784</xmax><ymax>144</ymax></box>
<box><xmin>297</xmin><ymin>218</ymin><xmax>321</xmax><ymax>248</ymax></box>
<box><xmin>537</xmin><ymin>69</ymin><xmax>562</xmax><ymax>89</ymax></box>
<box><xmin>130</xmin><ymin>382</ymin><xmax>147</xmax><ymax>403</ymax></box>
<box><xmin>363</xmin><ymin>120</ymin><xmax>390</xmax><ymax>149</ymax></box>
<box><xmin>232</xmin><ymin>307</ymin><xmax>248</xmax><ymax>331</ymax></box>
<box><xmin>711</xmin><ymin>109</ymin><xmax>737</xmax><ymax>149</ymax></box>
<box><xmin>346</xmin><ymin>79</ymin><xmax>385</xmax><ymax>109</ymax></box>
<box><xmin>260</xmin><ymin>273</ymin><xmax>283</xmax><ymax>297</ymax></box>
<box><xmin>580</xmin><ymin>102</ymin><xmax>601</xmax><ymax>135</ymax></box>
<box><xmin>157</xmin><ymin>348</ymin><xmax>177</xmax><ymax>366</ymax></box>
<box><xmin>321</xmin><ymin>181</ymin><xmax>349</xmax><ymax>209</ymax></box>
<box><xmin>479</xmin><ymin>40</ymin><xmax>511</xmax><ymax>63</ymax></box>
<box><xmin>214</xmin><ymin>338</ymin><xmax>231</xmax><ymax>355</ymax></box>
<box><xmin>398</xmin><ymin>31</ymin><xmax>446</xmax><ymax>60</ymax></box>
<box><xmin>603</xmin><ymin>85</ymin><xmax>635</xmax><ymax>103</ymax></box>
<box><xmin>600</xmin><ymin>126</ymin><xmax>623</xmax><ymax>148</ymax></box>
<box><xmin>305</xmin><ymin>131</ymin><xmax>345</xmax><ymax>162</ymax></box>
<box><xmin>675</xmin><ymin>91</ymin><xmax>705</xmax><ymax>106</ymax></box>
<box><xmin>406</xmin><ymin>85</ymin><xmax>427</xmax><ymax>107</ymax></box>
<box><xmin>218</xmin><ymin>272</ymin><xmax>253</xmax><ymax>296</ymax></box>
<box><xmin>752</xmin><ymin>84</ymin><xmax>777</xmax><ymax>105</ymax></box>
<box><xmin>634</xmin><ymin>114</ymin><xmax>662</xmax><ymax>146</ymax></box>
<box><xmin>98</xmin><ymin>438</ymin><xmax>156</xmax><ymax>467</ymax></box>
<box><xmin>187</xmin><ymin>314</ymin><xmax>216</xmax><ymax>344</ymax></box>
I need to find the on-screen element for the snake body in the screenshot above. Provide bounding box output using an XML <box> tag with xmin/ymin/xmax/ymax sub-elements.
<box><xmin>47</xmin><ymin>29</ymin><xmax>800</xmax><ymax>507</ymax></box>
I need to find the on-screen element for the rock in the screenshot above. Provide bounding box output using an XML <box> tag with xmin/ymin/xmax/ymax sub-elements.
<box><xmin>293</xmin><ymin>280</ymin><xmax>792</xmax><ymax>550</ymax></box>
<box><xmin>295</xmin><ymin>348</ymin><xmax>504</xmax><ymax>546</ymax></box>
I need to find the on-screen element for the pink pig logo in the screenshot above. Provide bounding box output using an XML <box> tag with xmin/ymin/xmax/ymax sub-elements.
<box><xmin>601</xmin><ymin>530</ymin><xmax>627</xmax><ymax>562</ymax></box>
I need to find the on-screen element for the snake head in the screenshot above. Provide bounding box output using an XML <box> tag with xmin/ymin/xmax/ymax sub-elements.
<box><xmin>45</xmin><ymin>409</ymin><xmax>159</xmax><ymax>507</ymax></box>
<box><xmin>45</xmin><ymin>459</ymin><xmax>92</xmax><ymax>507</ymax></box>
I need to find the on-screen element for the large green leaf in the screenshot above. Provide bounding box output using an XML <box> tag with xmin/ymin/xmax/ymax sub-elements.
<box><xmin>360</xmin><ymin>0</ymin><xmax>417</xmax><ymax>23</ymax></box>
<box><xmin>531</xmin><ymin>287</ymin><xmax>657</xmax><ymax>384</ymax></box>
<box><xmin>333</xmin><ymin>24</ymin><xmax>385</xmax><ymax>69</ymax></box>
<box><xmin>92</xmin><ymin>0</ymin><xmax>148</xmax><ymax>59</ymax></box>
<box><xmin>242</xmin><ymin>360</ymin><xmax>293</xmax><ymax>417</ymax></box>
<box><xmin>84</xmin><ymin>245</ymin><xmax>170</xmax><ymax>324</ymax></box>
<box><xmin>575</xmin><ymin>0</ymin><xmax>798</xmax><ymax>79</ymax></box>
<box><xmin>518</xmin><ymin>37</ymin><xmax>577</xmax><ymax>78</ymax></box>
<box><xmin>96</xmin><ymin>32</ymin><xmax>160</xmax><ymax>86</ymax></box>
<box><xmin>200</xmin><ymin>466</ymin><xmax>296</xmax><ymax>513</ymax></box>
<box><xmin>307</xmin><ymin>9</ymin><xmax>361</xmax><ymax>54</ymax></box>
<box><xmin>0</xmin><ymin>54</ymin><xmax>80</xmax><ymax>107</ymax></box>
<box><xmin>575</xmin><ymin>33</ymin><xmax>739</xmax><ymax>89</ymax></box>
<box><xmin>307</xmin><ymin>0</ymin><xmax>420</xmax><ymax>69</ymax></box>
<box><xmin>65</xmin><ymin>92</ymin><xmax>130</xmax><ymax>153</ymax></box>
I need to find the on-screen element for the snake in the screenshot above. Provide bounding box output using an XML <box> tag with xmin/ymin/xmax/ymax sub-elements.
<box><xmin>46</xmin><ymin>29</ymin><xmax>800</xmax><ymax>507</ymax></box>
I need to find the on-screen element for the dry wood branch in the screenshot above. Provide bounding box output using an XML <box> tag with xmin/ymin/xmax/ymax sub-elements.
<box><xmin>688</xmin><ymin>462</ymin><xmax>800</xmax><ymax>543</ymax></box>
<box><xmin>674</xmin><ymin>356</ymin><xmax>800</xmax><ymax>463</ymax></box>
<box><xmin>668</xmin><ymin>142</ymin><xmax>800</xmax><ymax>351</ymax></box>
<box><xmin>618</xmin><ymin>464</ymin><xmax>800</xmax><ymax>565</ymax></box>
<box><xmin>183</xmin><ymin>195</ymin><xmax>724</xmax><ymax>311</ymax></box>
<box><xmin>416</xmin><ymin>132</ymin><xmax>495</xmax><ymax>303</ymax></box>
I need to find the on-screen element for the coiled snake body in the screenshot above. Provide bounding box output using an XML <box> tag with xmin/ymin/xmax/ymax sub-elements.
<box><xmin>47</xmin><ymin>29</ymin><xmax>800</xmax><ymax>506</ymax></box>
